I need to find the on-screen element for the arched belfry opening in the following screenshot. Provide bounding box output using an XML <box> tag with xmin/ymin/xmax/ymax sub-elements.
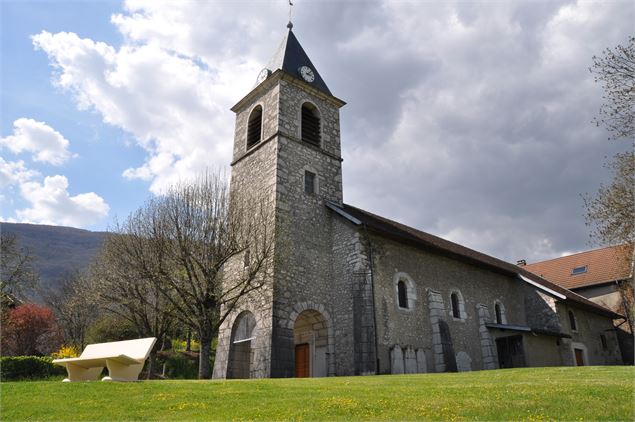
<box><xmin>301</xmin><ymin>102</ymin><xmax>321</xmax><ymax>146</ymax></box>
<box><xmin>247</xmin><ymin>105</ymin><xmax>263</xmax><ymax>149</ymax></box>
<box><xmin>227</xmin><ymin>311</ymin><xmax>257</xmax><ymax>379</ymax></box>
<box><xmin>293</xmin><ymin>310</ymin><xmax>329</xmax><ymax>377</ymax></box>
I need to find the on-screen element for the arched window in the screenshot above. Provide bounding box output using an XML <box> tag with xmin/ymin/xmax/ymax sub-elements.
<box><xmin>451</xmin><ymin>293</ymin><xmax>460</xmax><ymax>318</ymax></box>
<box><xmin>246</xmin><ymin>105</ymin><xmax>263</xmax><ymax>149</ymax></box>
<box><xmin>301</xmin><ymin>102</ymin><xmax>321</xmax><ymax>146</ymax></box>
<box><xmin>397</xmin><ymin>280</ymin><xmax>408</xmax><ymax>309</ymax></box>
<box><xmin>393</xmin><ymin>272</ymin><xmax>416</xmax><ymax>311</ymax></box>
<box><xmin>568</xmin><ymin>310</ymin><xmax>577</xmax><ymax>331</ymax></box>
<box><xmin>495</xmin><ymin>303</ymin><xmax>502</xmax><ymax>324</ymax></box>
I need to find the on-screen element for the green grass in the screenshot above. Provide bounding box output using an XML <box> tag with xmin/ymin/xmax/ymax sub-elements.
<box><xmin>1</xmin><ymin>367</ymin><xmax>633</xmax><ymax>421</ymax></box>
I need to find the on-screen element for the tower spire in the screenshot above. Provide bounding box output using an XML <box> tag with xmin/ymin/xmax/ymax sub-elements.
<box><xmin>287</xmin><ymin>0</ymin><xmax>294</xmax><ymax>30</ymax></box>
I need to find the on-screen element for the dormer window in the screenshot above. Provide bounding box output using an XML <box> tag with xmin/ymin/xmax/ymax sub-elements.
<box><xmin>571</xmin><ymin>266</ymin><xmax>587</xmax><ymax>275</ymax></box>
<box><xmin>301</xmin><ymin>102</ymin><xmax>320</xmax><ymax>146</ymax></box>
<box><xmin>247</xmin><ymin>105</ymin><xmax>263</xmax><ymax>149</ymax></box>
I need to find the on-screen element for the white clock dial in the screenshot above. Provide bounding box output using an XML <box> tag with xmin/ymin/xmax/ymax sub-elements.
<box><xmin>257</xmin><ymin>68</ymin><xmax>270</xmax><ymax>84</ymax></box>
<box><xmin>298</xmin><ymin>65</ymin><xmax>315</xmax><ymax>83</ymax></box>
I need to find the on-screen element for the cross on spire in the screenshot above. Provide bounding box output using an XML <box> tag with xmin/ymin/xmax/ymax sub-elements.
<box><xmin>287</xmin><ymin>0</ymin><xmax>294</xmax><ymax>30</ymax></box>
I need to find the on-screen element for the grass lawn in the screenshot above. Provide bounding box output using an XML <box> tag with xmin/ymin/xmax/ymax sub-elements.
<box><xmin>1</xmin><ymin>366</ymin><xmax>633</xmax><ymax>421</ymax></box>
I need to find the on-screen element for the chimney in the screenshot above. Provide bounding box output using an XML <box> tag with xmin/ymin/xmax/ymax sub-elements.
<box><xmin>517</xmin><ymin>259</ymin><xmax>527</xmax><ymax>266</ymax></box>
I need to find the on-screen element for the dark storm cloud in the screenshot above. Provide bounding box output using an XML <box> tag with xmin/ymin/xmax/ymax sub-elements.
<box><xmin>283</xmin><ymin>0</ymin><xmax>632</xmax><ymax>262</ymax></box>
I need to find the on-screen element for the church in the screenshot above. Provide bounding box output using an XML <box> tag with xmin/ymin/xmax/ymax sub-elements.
<box><xmin>212</xmin><ymin>25</ymin><xmax>623</xmax><ymax>378</ymax></box>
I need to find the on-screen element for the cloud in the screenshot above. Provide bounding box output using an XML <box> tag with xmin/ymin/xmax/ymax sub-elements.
<box><xmin>16</xmin><ymin>175</ymin><xmax>109</xmax><ymax>227</ymax></box>
<box><xmin>0</xmin><ymin>121</ymin><xmax>108</xmax><ymax>228</ymax></box>
<box><xmin>1</xmin><ymin>118</ymin><xmax>74</xmax><ymax>165</ymax></box>
<box><xmin>336</xmin><ymin>0</ymin><xmax>632</xmax><ymax>261</ymax></box>
<box><xmin>29</xmin><ymin>0</ymin><xmax>633</xmax><ymax>261</ymax></box>
<box><xmin>0</xmin><ymin>158</ymin><xmax>40</xmax><ymax>190</ymax></box>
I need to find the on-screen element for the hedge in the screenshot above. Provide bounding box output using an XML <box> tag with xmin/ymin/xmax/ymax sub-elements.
<box><xmin>156</xmin><ymin>351</ymin><xmax>199</xmax><ymax>379</ymax></box>
<box><xmin>0</xmin><ymin>356</ymin><xmax>66</xmax><ymax>381</ymax></box>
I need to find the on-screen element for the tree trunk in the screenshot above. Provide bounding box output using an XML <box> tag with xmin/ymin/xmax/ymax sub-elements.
<box><xmin>186</xmin><ymin>329</ymin><xmax>191</xmax><ymax>352</ymax></box>
<box><xmin>146</xmin><ymin>350</ymin><xmax>155</xmax><ymax>380</ymax></box>
<box><xmin>198</xmin><ymin>329</ymin><xmax>213</xmax><ymax>379</ymax></box>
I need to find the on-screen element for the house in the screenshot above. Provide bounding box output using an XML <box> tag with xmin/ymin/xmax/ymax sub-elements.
<box><xmin>212</xmin><ymin>24</ymin><xmax>623</xmax><ymax>378</ymax></box>
<box><xmin>524</xmin><ymin>244</ymin><xmax>634</xmax><ymax>364</ymax></box>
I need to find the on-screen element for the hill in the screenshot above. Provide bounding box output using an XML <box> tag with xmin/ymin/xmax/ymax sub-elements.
<box><xmin>1</xmin><ymin>222</ymin><xmax>107</xmax><ymax>290</ymax></box>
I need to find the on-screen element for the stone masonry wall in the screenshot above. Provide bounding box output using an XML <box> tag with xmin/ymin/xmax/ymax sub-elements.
<box><xmin>557</xmin><ymin>302</ymin><xmax>622</xmax><ymax>365</ymax></box>
<box><xmin>214</xmin><ymin>80</ymin><xmax>281</xmax><ymax>379</ymax></box>
<box><xmin>267</xmin><ymin>79</ymin><xmax>352</xmax><ymax>377</ymax></box>
<box><xmin>331</xmin><ymin>217</ymin><xmax>376</xmax><ymax>375</ymax></box>
<box><xmin>369</xmin><ymin>234</ymin><xmax>530</xmax><ymax>374</ymax></box>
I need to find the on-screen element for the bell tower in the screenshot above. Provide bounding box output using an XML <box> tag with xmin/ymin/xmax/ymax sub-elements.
<box><xmin>213</xmin><ymin>24</ymin><xmax>348</xmax><ymax>379</ymax></box>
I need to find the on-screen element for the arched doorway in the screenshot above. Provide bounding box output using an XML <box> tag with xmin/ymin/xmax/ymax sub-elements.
<box><xmin>293</xmin><ymin>309</ymin><xmax>329</xmax><ymax>377</ymax></box>
<box><xmin>227</xmin><ymin>311</ymin><xmax>257</xmax><ymax>379</ymax></box>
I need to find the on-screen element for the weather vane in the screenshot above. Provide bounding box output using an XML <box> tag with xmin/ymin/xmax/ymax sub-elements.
<box><xmin>287</xmin><ymin>0</ymin><xmax>294</xmax><ymax>30</ymax></box>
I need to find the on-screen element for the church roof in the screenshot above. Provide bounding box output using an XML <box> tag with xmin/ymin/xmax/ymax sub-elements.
<box><xmin>336</xmin><ymin>203</ymin><xmax>623</xmax><ymax>320</ymax></box>
<box><xmin>524</xmin><ymin>244</ymin><xmax>634</xmax><ymax>290</ymax></box>
<box><xmin>266</xmin><ymin>28</ymin><xmax>332</xmax><ymax>96</ymax></box>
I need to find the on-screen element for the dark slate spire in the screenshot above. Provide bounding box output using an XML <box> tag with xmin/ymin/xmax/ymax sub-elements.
<box><xmin>266</xmin><ymin>27</ymin><xmax>332</xmax><ymax>96</ymax></box>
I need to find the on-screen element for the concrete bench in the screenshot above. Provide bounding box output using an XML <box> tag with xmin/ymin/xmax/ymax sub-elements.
<box><xmin>53</xmin><ymin>337</ymin><xmax>157</xmax><ymax>382</ymax></box>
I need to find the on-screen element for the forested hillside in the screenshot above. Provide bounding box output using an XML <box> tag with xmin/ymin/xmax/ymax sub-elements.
<box><xmin>1</xmin><ymin>222</ymin><xmax>107</xmax><ymax>290</ymax></box>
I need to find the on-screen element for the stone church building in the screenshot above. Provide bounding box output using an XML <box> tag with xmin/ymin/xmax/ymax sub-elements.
<box><xmin>212</xmin><ymin>26</ymin><xmax>623</xmax><ymax>379</ymax></box>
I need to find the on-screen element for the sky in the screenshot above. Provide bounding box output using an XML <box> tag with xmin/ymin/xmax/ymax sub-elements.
<box><xmin>1</xmin><ymin>0</ymin><xmax>632</xmax><ymax>264</ymax></box>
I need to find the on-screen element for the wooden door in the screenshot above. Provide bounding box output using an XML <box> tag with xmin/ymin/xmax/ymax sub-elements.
<box><xmin>574</xmin><ymin>348</ymin><xmax>585</xmax><ymax>366</ymax></box>
<box><xmin>295</xmin><ymin>343</ymin><xmax>310</xmax><ymax>378</ymax></box>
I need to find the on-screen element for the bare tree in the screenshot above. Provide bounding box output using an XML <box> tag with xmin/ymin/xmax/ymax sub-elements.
<box><xmin>43</xmin><ymin>270</ymin><xmax>97</xmax><ymax>351</ymax></box>
<box><xmin>590</xmin><ymin>36</ymin><xmax>635</xmax><ymax>141</ymax></box>
<box><xmin>586</xmin><ymin>36</ymin><xmax>635</xmax><ymax>336</ymax></box>
<box><xmin>89</xmin><ymin>227</ymin><xmax>175</xmax><ymax>378</ymax></box>
<box><xmin>584</xmin><ymin>151</ymin><xmax>635</xmax><ymax>246</ymax></box>
<box><xmin>1</xmin><ymin>233</ymin><xmax>38</xmax><ymax>308</ymax></box>
<box><xmin>98</xmin><ymin>171</ymin><xmax>274</xmax><ymax>378</ymax></box>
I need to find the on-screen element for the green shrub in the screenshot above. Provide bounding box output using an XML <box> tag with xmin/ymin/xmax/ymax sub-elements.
<box><xmin>0</xmin><ymin>356</ymin><xmax>66</xmax><ymax>381</ymax></box>
<box><xmin>156</xmin><ymin>351</ymin><xmax>198</xmax><ymax>379</ymax></box>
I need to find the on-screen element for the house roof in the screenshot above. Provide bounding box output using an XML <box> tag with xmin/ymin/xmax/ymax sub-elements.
<box><xmin>523</xmin><ymin>244</ymin><xmax>634</xmax><ymax>290</ymax></box>
<box><xmin>265</xmin><ymin>28</ymin><xmax>332</xmax><ymax>96</ymax></box>
<box><xmin>334</xmin><ymin>203</ymin><xmax>623</xmax><ymax>320</ymax></box>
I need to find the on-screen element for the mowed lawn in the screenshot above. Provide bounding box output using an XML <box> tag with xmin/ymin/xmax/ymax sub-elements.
<box><xmin>2</xmin><ymin>366</ymin><xmax>633</xmax><ymax>421</ymax></box>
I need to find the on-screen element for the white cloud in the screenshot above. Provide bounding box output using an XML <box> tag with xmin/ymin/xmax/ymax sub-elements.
<box><xmin>0</xmin><ymin>158</ymin><xmax>40</xmax><ymax>189</ymax></box>
<box><xmin>16</xmin><ymin>175</ymin><xmax>109</xmax><ymax>227</ymax></box>
<box><xmin>1</xmin><ymin>118</ymin><xmax>74</xmax><ymax>165</ymax></box>
<box><xmin>28</xmin><ymin>0</ymin><xmax>633</xmax><ymax>260</ymax></box>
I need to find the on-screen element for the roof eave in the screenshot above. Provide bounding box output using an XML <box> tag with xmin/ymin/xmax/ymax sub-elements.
<box><xmin>231</xmin><ymin>70</ymin><xmax>346</xmax><ymax>113</ymax></box>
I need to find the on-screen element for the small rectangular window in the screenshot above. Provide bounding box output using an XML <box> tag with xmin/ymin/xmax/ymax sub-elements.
<box><xmin>571</xmin><ymin>266</ymin><xmax>587</xmax><ymax>275</ymax></box>
<box><xmin>304</xmin><ymin>171</ymin><xmax>315</xmax><ymax>194</ymax></box>
<box><xmin>243</xmin><ymin>250</ymin><xmax>250</xmax><ymax>268</ymax></box>
<box><xmin>600</xmin><ymin>334</ymin><xmax>608</xmax><ymax>350</ymax></box>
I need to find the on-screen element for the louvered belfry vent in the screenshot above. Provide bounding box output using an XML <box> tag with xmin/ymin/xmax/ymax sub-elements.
<box><xmin>301</xmin><ymin>103</ymin><xmax>321</xmax><ymax>146</ymax></box>
<box><xmin>247</xmin><ymin>105</ymin><xmax>263</xmax><ymax>149</ymax></box>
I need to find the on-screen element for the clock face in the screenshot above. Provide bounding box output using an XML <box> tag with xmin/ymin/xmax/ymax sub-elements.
<box><xmin>257</xmin><ymin>68</ymin><xmax>270</xmax><ymax>84</ymax></box>
<box><xmin>298</xmin><ymin>65</ymin><xmax>315</xmax><ymax>83</ymax></box>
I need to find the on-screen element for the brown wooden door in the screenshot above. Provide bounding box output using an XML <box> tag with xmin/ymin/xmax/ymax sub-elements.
<box><xmin>295</xmin><ymin>343</ymin><xmax>310</xmax><ymax>378</ymax></box>
<box><xmin>574</xmin><ymin>348</ymin><xmax>585</xmax><ymax>366</ymax></box>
